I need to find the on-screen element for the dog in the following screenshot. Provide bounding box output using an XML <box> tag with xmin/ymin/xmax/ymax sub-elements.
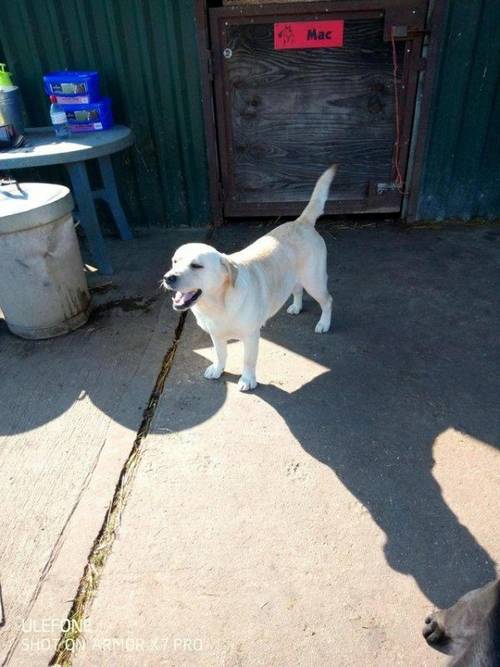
<box><xmin>423</xmin><ymin>579</ymin><xmax>500</xmax><ymax>665</ymax></box>
<box><xmin>163</xmin><ymin>165</ymin><xmax>336</xmax><ymax>391</ymax></box>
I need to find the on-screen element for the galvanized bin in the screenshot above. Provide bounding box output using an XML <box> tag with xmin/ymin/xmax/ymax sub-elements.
<box><xmin>0</xmin><ymin>182</ymin><xmax>91</xmax><ymax>339</ymax></box>
<box><xmin>0</xmin><ymin>87</ymin><xmax>24</xmax><ymax>134</ymax></box>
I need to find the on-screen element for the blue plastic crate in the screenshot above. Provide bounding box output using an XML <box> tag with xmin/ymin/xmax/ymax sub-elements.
<box><xmin>43</xmin><ymin>71</ymin><xmax>99</xmax><ymax>104</ymax></box>
<box><xmin>62</xmin><ymin>98</ymin><xmax>113</xmax><ymax>132</ymax></box>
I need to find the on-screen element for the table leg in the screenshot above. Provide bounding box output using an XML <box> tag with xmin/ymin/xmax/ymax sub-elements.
<box><xmin>97</xmin><ymin>155</ymin><xmax>133</xmax><ymax>240</ymax></box>
<box><xmin>66</xmin><ymin>161</ymin><xmax>113</xmax><ymax>275</ymax></box>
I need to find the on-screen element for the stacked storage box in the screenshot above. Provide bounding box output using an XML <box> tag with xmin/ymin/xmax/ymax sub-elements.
<box><xmin>43</xmin><ymin>71</ymin><xmax>113</xmax><ymax>132</ymax></box>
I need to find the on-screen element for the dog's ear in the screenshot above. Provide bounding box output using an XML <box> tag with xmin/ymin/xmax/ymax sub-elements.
<box><xmin>221</xmin><ymin>255</ymin><xmax>239</xmax><ymax>288</ymax></box>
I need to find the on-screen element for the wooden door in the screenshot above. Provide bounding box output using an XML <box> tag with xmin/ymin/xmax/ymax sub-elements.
<box><xmin>209</xmin><ymin>1</ymin><xmax>426</xmax><ymax>217</ymax></box>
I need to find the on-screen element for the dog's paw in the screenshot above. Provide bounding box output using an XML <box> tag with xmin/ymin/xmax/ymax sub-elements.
<box><xmin>287</xmin><ymin>304</ymin><xmax>302</xmax><ymax>315</ymax></box>
<box><xmin>237</xmin><ymin>374</ymin><xmax>257</xmax><ymax>392</ymax></box>
<box><xmin>422</xmin><ymin>613</ymin><xmax>446</xmax><ymax>645</ymax></box>
<box><xmin>314</xmin><ymin>320</ymin><xmax>330</xmax><ymax>334</ymax></box>
<box><xmin>204</xmin><ymin>364</ymin><xmax>224</xmax><ymax>380</ymax></box>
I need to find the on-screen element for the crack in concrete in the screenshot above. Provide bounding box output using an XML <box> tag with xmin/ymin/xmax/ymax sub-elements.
<box><xmin>48</xmin><ymin>311</ymin><xmax>188</xmax><ymax>666</ymax></box>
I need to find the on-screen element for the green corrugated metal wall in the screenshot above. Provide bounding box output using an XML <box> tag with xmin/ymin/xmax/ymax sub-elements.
<box><xmin>0</xmin><ymin>0</ymin><xmax>210</xmax><ymax>227</ymax></box>
<box><xmin>1</xmin><ymin>1</ymin><xmax>498</xmax><ymax>224</ymax></box>
<box><xmin>416</xmin><ymin>0</ymin><xmax>500</xmax><ymax>220</ymax></box>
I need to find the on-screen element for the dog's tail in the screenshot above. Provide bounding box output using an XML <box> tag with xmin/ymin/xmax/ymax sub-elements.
<box><xmin>300</xmin><ymin>164</ymin><xmax>337</xmax><ymax>225</ymax></box>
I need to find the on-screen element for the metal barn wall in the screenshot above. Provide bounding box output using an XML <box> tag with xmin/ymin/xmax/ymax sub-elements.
<box><xmin>1</xmin><ymin>1</ymin><xmax>498</xmax><ymax>225</ymax></box>
<box><xmin>416</xmin><ymin>0</ymin><xmax>500</xmax><ymax>221</ymax></box>
<box><xmin>0</xmin><ymin>0</ymin><xmax>210</xmax><ymax>227</ymax></box>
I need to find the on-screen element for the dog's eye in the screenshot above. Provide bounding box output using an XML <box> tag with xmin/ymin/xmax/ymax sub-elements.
<box><xmin>190</xmin><ymin>263</ymin><xmax>203</xmax><ymax>269</ymax></box>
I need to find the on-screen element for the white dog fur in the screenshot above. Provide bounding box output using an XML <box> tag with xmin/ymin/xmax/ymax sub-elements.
<box><xmin>163</xmin><ymin>165</ymin><xmax>336</xmax><ymax>391</ymax></box>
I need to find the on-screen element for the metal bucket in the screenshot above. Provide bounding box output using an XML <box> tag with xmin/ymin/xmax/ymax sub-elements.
<box><xmin>0</xmin><ymin>87</ymin><xmax>24</xmax><ymax>134</ymax></box>
<box><xmin>0</xmin><ymin>182</ymin><xmax>91</xmax><ymax>339</ymax></box>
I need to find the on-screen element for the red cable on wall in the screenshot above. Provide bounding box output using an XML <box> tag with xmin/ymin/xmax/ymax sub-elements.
<box><xmin>391</xmin><ymin>26</ymin><xmax>406</xmax><ymax>194</ymax></box>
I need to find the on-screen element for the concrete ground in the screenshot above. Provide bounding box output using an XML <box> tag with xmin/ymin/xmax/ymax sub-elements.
<box><xmin>1</xmin><ymin>223</ymin><xmax>499</xmax><ymax>666</ymax></box>
<box><xmin>0</xmin><ymin>228</ymin><xmax>204</xmax><ymax>665</ymax></box>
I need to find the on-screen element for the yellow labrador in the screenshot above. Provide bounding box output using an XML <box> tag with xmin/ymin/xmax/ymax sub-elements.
<box><xmin>163</xmin><ymin>166</ymin><xmax>336</xmax><ymax>391</ymax></box>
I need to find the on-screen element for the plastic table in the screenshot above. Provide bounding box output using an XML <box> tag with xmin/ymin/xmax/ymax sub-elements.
<box><xmin>0</xmin><ymin>126</ymin><xmax>134</xmax><ymax>274</ymax></box>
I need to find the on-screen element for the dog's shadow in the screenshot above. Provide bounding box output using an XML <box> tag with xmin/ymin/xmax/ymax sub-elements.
<box><xmin>266</xmin><ymin>306</ymin><xmax>499</xmax><ymax>609</ymax></box>
<box><xmin>180</xmin><ymin>299</ymin><xmax>499</xmax><ymax>610</ymax></box>
<box><xmin>257</xmin><ymin>359</ymin><xmax>498</xmax><ymax>610</ymax></box>
<box><xmin>161</xmin><ymin>228</ymin><xmax>500</xmax><ymax>610</ymax></box>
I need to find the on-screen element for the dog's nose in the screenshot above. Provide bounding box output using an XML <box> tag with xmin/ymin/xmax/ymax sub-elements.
<box><xmin>165</xmin><ymin>274</ymin><xmax>178</xmax><ymax>286</ymax></box>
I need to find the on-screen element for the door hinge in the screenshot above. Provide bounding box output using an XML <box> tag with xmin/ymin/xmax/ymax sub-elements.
<box><xmin>376</xmin><ymin>182</ymin><xmax>400</xmax><ymax>195</ymax></box>
<box><xmin>390</xmin><ymin>25</ymin><xmax>431</xmax><ymax>40</ymax></box>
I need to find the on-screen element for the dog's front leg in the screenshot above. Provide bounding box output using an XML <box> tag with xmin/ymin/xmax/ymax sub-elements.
<box><xmin>204</xmin><ymin>335</ymin><xmax>227</xmax><ymax>380</ymax></box>
<box><xmin>238</xmin><ymin>332</ymin><xmax>259</xmax><ymax>392</ymax></box>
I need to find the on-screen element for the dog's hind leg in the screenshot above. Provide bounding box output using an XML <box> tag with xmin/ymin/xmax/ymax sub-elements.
<box><xmin>204</xmin><ymin>335</ymin><xmax>227</xmax><ymax>380</ymax></box>
<box><xmin>287</xmin><ymin>285</ymin><xmax>303</xmax><ymax>315</ymax></box>
<box><xmin>301</xmin><ymin>265</ymin><xmax>332</xmax><ymax>334</ymax></box>
<box><xmin>310</xmin><ymin>288</ymin><xmax>332</xmax><ymax>334</ymax></box>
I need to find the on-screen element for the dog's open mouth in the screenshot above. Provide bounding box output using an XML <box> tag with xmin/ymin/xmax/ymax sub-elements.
<box><xmin>172</xmin><ymin>289</ymin><xmax>202</xmax><ymax>311</ymax></box>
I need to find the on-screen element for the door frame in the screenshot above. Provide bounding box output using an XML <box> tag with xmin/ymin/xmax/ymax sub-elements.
<box><xmin>195</xmin><ymin>0</ymin><xmax>224</xmax><ymax>225</ymax></box>
<box><xmin>195</xmin><ymin>0</ymin><xmax>446</xmax><ymax>223</ymax></box>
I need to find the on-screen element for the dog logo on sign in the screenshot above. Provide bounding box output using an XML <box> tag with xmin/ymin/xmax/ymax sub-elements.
<box><xmin>277</xmin><ymin>24</ymin><xmax>295</xmax><ymax>46</ymax></box>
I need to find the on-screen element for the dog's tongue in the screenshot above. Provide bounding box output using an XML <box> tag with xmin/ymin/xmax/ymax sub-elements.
<box><xmin>173</xmin><ymin>290</ymin><xmax>197</xmax><ymax>306</ymax></box>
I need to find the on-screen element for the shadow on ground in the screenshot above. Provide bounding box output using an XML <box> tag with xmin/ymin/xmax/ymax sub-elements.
<box><xmin>0</xmin><ymin>230</ymin><xmax>199</xmax><ymax>436</ymax></box>
<box><xmin>257</xmin><ymin>227</ymin><xmax>500</xmax><ymax>608</ymax></box>
<box><xmin>1</xmin><ymin>224</ymin><xmax>499</xmax><ymax>610</ymax></box>
<box><xmin>162</xmin><ymin>224</ymin><xmax>500</xmax><ymax>609</ymax></box>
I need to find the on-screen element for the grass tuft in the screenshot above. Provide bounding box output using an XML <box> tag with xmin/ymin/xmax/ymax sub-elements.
<box><xmin>49</xmin><ymin>312</ymin><xmax>187</xmax><ymax>666</ymax></box>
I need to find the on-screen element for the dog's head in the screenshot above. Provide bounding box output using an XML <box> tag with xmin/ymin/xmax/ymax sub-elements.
<box><xmin>162</xmin><ymin>243</ymin><xmax>238</xmax><ymax>311</ymax></box>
